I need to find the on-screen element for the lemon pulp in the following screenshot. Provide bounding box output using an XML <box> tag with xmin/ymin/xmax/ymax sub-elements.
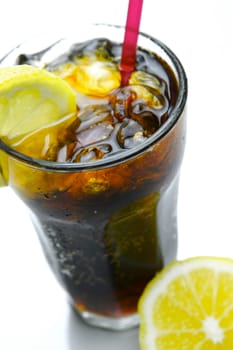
<box><xmin>0</xmin><ymin>64</ymin><xmax>76</xmax><ymax>186</ymax></box>
<box><xmin>138</xmin><ymin>257</ymin><xmax>233</xmax><ymax>350</ymax></box>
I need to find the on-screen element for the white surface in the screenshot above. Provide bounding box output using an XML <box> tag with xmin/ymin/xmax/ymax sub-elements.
<box><xmin>1</xmin><ymin>0</ymin><xmax>233</xmax><ymax>348</ymax></box>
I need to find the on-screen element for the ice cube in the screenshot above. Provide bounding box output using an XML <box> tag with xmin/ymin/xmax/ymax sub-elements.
<box><xmin>76</xmin><ymin>122</ymin><xmax>114</xmax><ymax>147</ymax></box>
<box><xmin>45</xmin><ymin>142</ymin><xmax>78</xmax><ymax>162</ymax></box>
<box><xmin>78</xmin><ymin>105</ymin><xmax>113</xmax><ymax>130</ymax></box>
<box><xmin>75</xmin><ymin>105</ymin><xmax>114</xmax><ymax>146</ymax></box>
<box><xmin>71</xmin><ymin>144</ymin><xmax>112</xmax><ymax>163</ymax></box>
<box><xmin>130</xmin><ymin>71</ymin><xmax>163</xmax><ymax>93</ymax></box>
<box><xmin>110</xmin><ymin>85</ymin><xmax>165</xmax><ymax>122</ymax></box>
<box><xmin>130</xmin><ymin>107</ymin><xmax>160</xmax><ymax>137</ymax></box>
<box><xmin>110</xmin><ymin>87</ymin><xmax>137</xmax><ymax>121</ymax></box>
<box><xmin>56</xmin><ymin>142</ymin><xmax>78</xmax><ymax>162</ymax></box>
<box><xmin>70</xmin><ymin>39</ymin><xmax>114</xmax><ymax>62</ymax></box>
<box><xmin>117</xmin><ymin>119</ymin><xmax>147</xmax><ymax>149</ymax></box>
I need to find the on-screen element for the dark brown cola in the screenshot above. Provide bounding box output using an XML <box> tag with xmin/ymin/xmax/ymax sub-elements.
<box><xmin>8</xmin><ymin>37</ymin><xmax>186</xmax><ymax>320</ymax></box>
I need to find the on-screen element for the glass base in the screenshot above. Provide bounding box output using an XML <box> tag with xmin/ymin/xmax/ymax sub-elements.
<box><xmin>73</xmin><ymin>307</ymin><xmax>140</xmax><ymax>331</ymax></box>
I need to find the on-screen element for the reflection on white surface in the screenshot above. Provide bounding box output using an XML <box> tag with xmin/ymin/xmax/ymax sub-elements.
<box><xmin>68</xmin><ymin>310</ymin><xmax>140</xmax><ymax>350</ymax></box>
<box><xmin>1</xmin><ymin>0</ymin><xmax>233</xmax><ymax>349</ymax></box>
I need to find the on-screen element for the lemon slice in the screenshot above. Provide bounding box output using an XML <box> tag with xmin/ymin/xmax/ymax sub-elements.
<box><xmin>0</xmin><ymin>65</ymin><xmax>76</xmax><ymax>139</ymax></box>
<box><xmin>0</xmin><ymin>64</ymin><xmax>76</xmax><ymax>186</ymax></box>
<box><xmin>52</xmin><ymin>57</ymin><xmax>121</xmax><ymax>97</ymax></box>
<box><xmin>138</xmin><ymin>256</ymin><xmax>233</xmax><ymax>350</ymax></box>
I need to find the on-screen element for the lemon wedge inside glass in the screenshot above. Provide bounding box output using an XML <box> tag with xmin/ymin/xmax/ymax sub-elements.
<box><xmin>0</xmin><ymin>64</ymin><xmax>76</xmax><ymax>186</ymax></box>
<box><xmin>138</xmin><ymin>256</ymin><xmax>233</xmax><ymax>350</ymax></box>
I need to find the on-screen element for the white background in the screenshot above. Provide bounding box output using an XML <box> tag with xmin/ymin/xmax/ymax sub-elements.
<box><xmin>0</xmin><ymin>0</ymin><xmax>233</xmax><ymax>348</ymax></box>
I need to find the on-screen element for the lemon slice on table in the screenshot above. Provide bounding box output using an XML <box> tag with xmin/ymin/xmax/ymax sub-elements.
<box><xmin>138</xmin><ymin>256</ymin><xmax>233</xmax><ymax>350</ymax></box>
<box><xmin>0</xmin><ymin>64</ymin><xmax>76</xmax><ymax>186</ymax></box>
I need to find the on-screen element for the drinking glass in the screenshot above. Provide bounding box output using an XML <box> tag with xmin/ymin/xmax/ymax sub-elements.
<box><xmin>0</xmin><ymin>23</ymin><xmax>187</xmax><ymax>330</ymax></box>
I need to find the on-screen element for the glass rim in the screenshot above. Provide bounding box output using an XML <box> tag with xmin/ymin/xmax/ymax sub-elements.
<box><xmin>0</xmin><ymin>24</ymin><xmax>188</xmax><ymax>172</ymax></box>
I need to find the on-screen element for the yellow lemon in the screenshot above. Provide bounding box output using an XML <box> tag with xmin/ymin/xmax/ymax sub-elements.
<box><xmin>0</xmin><ymin>64</ymin><xmax>76</xmax><ymax>185</ymax></box>
<box><xmin>52</xmin><ymin>57</ymin><xmax>121</xmax><ymax>97</ymax></box>
<box><xmin>138</xmin><ymin>256</ymin><xmax>233</xmax><ymax>350</ymax></box>
<box><xmin>0</xmin><ymin>65</ymin><xmax>76</xmax><ymax>139</ymax></box>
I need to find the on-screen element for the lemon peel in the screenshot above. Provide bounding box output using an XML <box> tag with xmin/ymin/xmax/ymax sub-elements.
<box><xmin>138</xmin><ymin>256</ymin><xmax>233</xmax><ymax>350</ymax></box>
<box><xmin>0</xmin><ymin>64</ymin><xmax>76</xmax><ymax>138</ymax></box>
<box><xmin>0</xmin><ymin>64</ymin><xmax>76</xmax><ymax>186</ymax></box>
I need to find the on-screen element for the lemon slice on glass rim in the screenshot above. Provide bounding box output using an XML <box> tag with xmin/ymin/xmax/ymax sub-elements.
<box><xmin>138</xmin><ymin>256</ymin><xmax>233</xmax><ymax>350</ymax></box>
<box><xmin>0</xmin><ymin>64</ymin><xmax>76</xmax><ymax>138</ymax></box>
<box><xmin>0</xmin><ymin>64</ymin><xmax>76</xmax><ymax>186</ymax></box>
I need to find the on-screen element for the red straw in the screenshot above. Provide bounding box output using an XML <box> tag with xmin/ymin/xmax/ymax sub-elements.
<box><xmin>120</xmin><ymin>0</ymin><xmax>144</xmax><ymax>86</ymax></box>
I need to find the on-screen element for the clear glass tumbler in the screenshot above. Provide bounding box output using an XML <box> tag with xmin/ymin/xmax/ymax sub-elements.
<box><xmin>0</xmin><ymin>24</ymin><xmax>187</xmax><ymax>330</ymax></box>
